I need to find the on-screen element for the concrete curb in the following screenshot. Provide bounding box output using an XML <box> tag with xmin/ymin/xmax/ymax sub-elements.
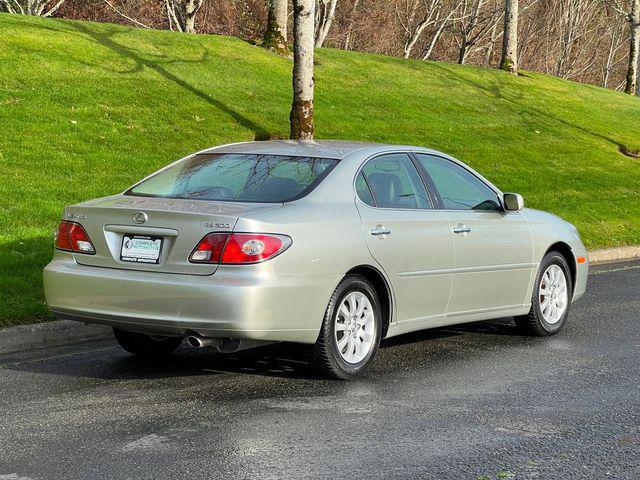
<box><xmin>588</xmin><ymin>246</ymin><xmax>640</xmax><ymax>265</ymax></box>
<box><xmin>0</xmin><ymin>246</ymin><xmax>638</xmax><ymax>355</ymax></box>
<box><xmin>0</xmin><ymin>320</ymin><xmax>112</xmax><ymax>355</ymax></box>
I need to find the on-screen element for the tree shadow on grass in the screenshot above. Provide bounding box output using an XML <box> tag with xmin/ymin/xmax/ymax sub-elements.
<box><xmin>8</xmin><ymin>17</ymin><xmax>274</xmax><ymax>140</ymax></box>
<box><xmin>429</xmin><ymin>62</ymin><xmax>627</xmax><ymax>153</ymax></box>
<box><xmin>68</xmin><ymin>22</ymin><xmax>274</xmax><ymax>140</ymax></box>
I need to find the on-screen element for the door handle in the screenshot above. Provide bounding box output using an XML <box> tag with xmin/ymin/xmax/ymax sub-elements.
<box><xmin>453</xmin><ymin>224</ymin><xmax>472</xmax><ymax>234</ymax></box>
<box><xmin>370</xmin><ymin>226</ymin><xmax>391</xmax><ymax>236</ymax></box>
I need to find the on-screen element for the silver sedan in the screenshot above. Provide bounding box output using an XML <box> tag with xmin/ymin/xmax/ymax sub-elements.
<box><xmin>44</xmin><ymin>141</ymin><xmax>589</xmax><ymax>378</ymax></box>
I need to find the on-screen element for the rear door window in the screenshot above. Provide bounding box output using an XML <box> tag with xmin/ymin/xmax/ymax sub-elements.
<box><xmin>359</xmin><ymin>154</ymin><xmax>432</xmax><ymax>209</ymax></box>
<box><xmin>127</xmin><ymin>154</ymin><xmax>339</xmax><ymax>203</ymax></box>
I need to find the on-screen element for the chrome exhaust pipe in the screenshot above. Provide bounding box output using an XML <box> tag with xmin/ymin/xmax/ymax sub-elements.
<box><xmin>186</xmin><ymin>335</ymin><xmax>213</xmax><ymax>349</ymax></box>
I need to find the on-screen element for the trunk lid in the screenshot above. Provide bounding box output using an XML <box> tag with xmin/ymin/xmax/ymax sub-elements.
<box><xmin>65</xmin><ymin>195</ymin><xmax>279</xmax><ymax>275</ymax></box>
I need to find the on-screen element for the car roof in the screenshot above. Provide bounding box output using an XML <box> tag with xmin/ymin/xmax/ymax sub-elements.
<box><xmin>202</xmin><ymin>140</ymin><xmax>433</xmax><ymax>160</ymax></box>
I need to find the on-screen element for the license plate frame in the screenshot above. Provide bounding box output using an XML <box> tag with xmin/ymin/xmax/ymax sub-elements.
<box><xmin>120</xmin><ymin>235</ymin><xmax>163</xmax><ymax>264</ymax></box>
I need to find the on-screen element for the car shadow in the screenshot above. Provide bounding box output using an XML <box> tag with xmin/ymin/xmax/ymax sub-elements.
<box><xmin>2</xmin><ymin>318</ymin><xmax>526</xmax><ymax>382</ymax></box>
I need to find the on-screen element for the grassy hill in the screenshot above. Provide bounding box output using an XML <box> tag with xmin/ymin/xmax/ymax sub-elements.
<box><xmin>1</xmin><ymin>14</ymin><xmax>640</xmax><ymax>327</ymax></box>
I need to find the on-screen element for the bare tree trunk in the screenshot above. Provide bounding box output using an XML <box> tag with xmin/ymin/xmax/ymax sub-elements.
<box><xmin>315</xmin><ymin>0</ymin><xmax>338</xmax><ymax>48</ymax></box>
<box><xmin>290</xmin><ymin>0</ymin><xmax>315</xmax><ymax>140</ymax></box>
<box><xmin>602</xmin><ymin>17</ymin><xmax>626</xmax><ymax>88</ymax></box>
<box><xmin>458</xmin><ymin>38</ymin><xmax>469</xmax><ymax>63</ymax></box>
<box><xmin>0</xmin><ymin>0</ymin><xmax>66</xmax><ymax>15</ymax></box>
<box><xmin>404</xmin><ymin>20</ymin><xmax>430</xmax><ymax>58</ymax></box>
<box><xmin>422</xmin><ymin>17</ymin><xmax>450</xmax><ymax>60</ymax></box>
<box><xmin>456</xmin><ymin>0</ymin><xmax>499</xmax><ymax>65</ymax></box>
<box><xmin>165</xmin><ymin>0</ymin><xmax>203</xmax><ymax>33</ymax></box>
<box><xmin>625</xmin><ymin>0</ymin><xmax>640</xmax><ymax>94</ymax></box>
<box><xmin>485</xmin><ymin>21</ymin><xmax>498</xmax><ymax>64</ymax></box>
<box><xmin>343</xmin><ymin>0</ymin><xmax>361</xmax><ymax>50</ymax></box>
<box><xmin>499</xmin><ymin>0</ymin><xmax>518</xmax><ymax>73</ymax></box>
<box><xmin>263</xmin><ymin>0</ymin><xmax>289</xmax><ymax>53</ymax></box>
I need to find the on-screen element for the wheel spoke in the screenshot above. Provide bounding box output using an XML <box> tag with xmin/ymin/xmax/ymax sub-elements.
<box><xmin>359</xmin><ymin>332</ymin><xmax>372</xmax><ymax>343</ymax></box>
<box><xmin>347</xmin><ymin>294</ymin><xmax>357</xmax><ymax>315</ymax></box>
<box><xmin>350</xmin><ymin>337</ymin><xmax>358</xmax><ymax>360</ymax></box>
<box><xmin>337</xmin><ymin>334</ymin><xmax>349</xmax><ymax>350</ymax></box>
<box><xmin>335</xmin><ymin>322</ymin><xmax>347</xmax><ymax>332</ymax></box>
<box><xmin>354</xmin><ymin>338</ymin><xmax>363</xmax><ymax>359</ymax></box>
<box><xmin>541</xmin><ymin>298</ymin><xmax>550</xmax><ymax>312</ymax></box>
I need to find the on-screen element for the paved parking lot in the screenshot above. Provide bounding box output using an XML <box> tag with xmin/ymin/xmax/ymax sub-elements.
<box><xmin>1</xmin><ymin>261</ymin><xmax>639</xmax><ymax>479</ymax></box>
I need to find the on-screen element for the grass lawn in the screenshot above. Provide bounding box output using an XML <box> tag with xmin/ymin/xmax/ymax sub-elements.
<box><xmin>1</xmin><ymin>14</ymin><xmax>640</xmax><ymax>327</ymax></box>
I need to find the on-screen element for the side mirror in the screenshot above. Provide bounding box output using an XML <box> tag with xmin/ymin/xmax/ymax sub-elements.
<box><xmin>503</xmin><ymin>193</ymin><xmax>524</xmax><ymax>212</ymax></box>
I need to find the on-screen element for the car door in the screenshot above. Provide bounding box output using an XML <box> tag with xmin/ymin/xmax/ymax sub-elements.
<box><xmin>414</xmin><ymin>153</ymin><xmax>534</xmax><ymax>315</ymax></box>
<box><xmin>355</xmin><ymin>153</ymin><xmax>454</xmax><ymax>329</ymax></box>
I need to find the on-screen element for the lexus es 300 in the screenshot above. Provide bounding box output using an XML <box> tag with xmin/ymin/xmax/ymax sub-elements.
<box><xmin>44</xmin><ymin>141</ymin><xmax>588</xmax><ymax>378</ymax></box>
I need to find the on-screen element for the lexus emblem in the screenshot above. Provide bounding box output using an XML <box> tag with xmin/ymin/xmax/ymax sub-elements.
<box><xmin>132</xmin><ymin>211</ymin><xmax>148</xmax><ymax>224</ymax></box>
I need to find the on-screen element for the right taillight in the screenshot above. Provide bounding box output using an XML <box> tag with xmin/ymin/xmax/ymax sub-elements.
<box><xmin>55</xmin><ymin>221</ymin><xmax>95</xmax><ymax>254</ymax></box>
<box><xmin>189</xmin><ymin>233</ymin><xmax>291</xmax><ymax>265</ymax></box>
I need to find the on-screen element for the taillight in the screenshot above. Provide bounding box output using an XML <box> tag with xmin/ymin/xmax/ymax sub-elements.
<box><xmin>189</xmin><ymin>233</ymin><xmax>291</xmax><ymax>265</ymax></box>
<box><xmin>55</xmin><ymin>221</ymin><xmax>95</xmax><ymax>254</ymax></box>
<box><xmin>221</xmin><ymin>234</ymin><xmax>289</xmax><ymax>264</ymax></box>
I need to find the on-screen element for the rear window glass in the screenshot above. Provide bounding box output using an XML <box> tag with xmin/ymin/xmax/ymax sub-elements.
<box><xmin>126</xmin><ymin>154</ymin><xmax>339</xmax><ymax>203</ymax></box>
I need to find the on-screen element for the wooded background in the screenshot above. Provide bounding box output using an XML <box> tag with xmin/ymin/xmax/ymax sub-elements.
<box><xmin>3</xmin><ymin>0</ymin><xmax>639</xmax><ymax>94</ymax></box>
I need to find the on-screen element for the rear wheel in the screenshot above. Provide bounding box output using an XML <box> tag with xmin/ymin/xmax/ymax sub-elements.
<box><xmin>515</xmin><ymin>251</ymin><xmax>573</xmax><ymax>336</ymax></box>
<box><xmin>113</xmin><ymin>328</ymin><xmax>183</xmax><ymax>357</ymax></box>
<box><xmin>313</xmin><ymin>275</ymin><xmax>382</xmax><ymax>379</ymax></box>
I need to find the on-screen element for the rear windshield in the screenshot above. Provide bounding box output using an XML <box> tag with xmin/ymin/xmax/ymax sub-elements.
<box><xmin>126</xmin><ymin>153</ymin><xmax>339</xmax><ymax>203</ymax></box>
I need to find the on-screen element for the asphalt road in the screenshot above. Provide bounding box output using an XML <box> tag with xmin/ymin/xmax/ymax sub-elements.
<box><xmin>1</xmin><ymin>262</ymin><xmax>639</xmax><ymax>480</ymax></box>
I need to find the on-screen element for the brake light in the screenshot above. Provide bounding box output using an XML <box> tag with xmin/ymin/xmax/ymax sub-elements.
<box><xmin>55</xmin><ymin>221</ymin><xmax>95</xmax><ymax>254</ymax></box>
<box><xmin>189</xmin><ymin>233</ymin><xmax>291</xmax><ymax>265</ymax></box>
<box><xmin>221</xmin><ymin>234</ymin><xmax>289</xmax><ymax>264</ymax></box>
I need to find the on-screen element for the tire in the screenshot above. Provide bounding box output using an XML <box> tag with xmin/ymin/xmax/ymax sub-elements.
<box><xmin>515</xmin><ymin>251</ymin><xmax>573</xmax><ymax>336</ymax></box>
<box><xmin>313</xmin><ymin>274</ymin><xmax>383</xmax><ymax>379</ymax></box>
<box><xmin>113</xmin><ymin>328</ymin><xmax>183</xmax><ymax>357</ymax></box>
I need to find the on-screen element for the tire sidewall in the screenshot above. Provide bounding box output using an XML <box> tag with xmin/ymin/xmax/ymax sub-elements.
<box><xmin>533</xmin><ymin>253</ymin><xmax>573</xmax><ymax>334</ymax></box>
<box><xmin>323</xmin><ymin>276</ymin><xmax>382</xmax><ymax>377</ymax></box>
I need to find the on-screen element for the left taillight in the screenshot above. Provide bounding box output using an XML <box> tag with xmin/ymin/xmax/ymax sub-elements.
<box><xmin>189</xmin><ymin>233</ymin><xmax>291</xmax><ymax>265</ymax></box>
<box><xmin>55</xmin><ymin>221</ymin><xmax>95</xmax><ymax>254</ymax></box>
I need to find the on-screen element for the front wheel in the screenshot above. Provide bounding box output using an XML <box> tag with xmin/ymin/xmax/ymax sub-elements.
<box><xmin>313</xmin><ymin>274</ymin><xmax>382</xmax><ymax>379</ymax></box>
<box><xmin>113</xmin><ymin>328</ymin><xmax>183</xmax><ymax>357</ymax></box>
<box><xmin>515</xmin><ymin>251</ymin><xmax>573</xmax><ymax>336</ymax></box>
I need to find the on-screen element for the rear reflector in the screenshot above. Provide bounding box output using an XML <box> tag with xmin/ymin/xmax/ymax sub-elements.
<box><xmin>55</xmin><ymin>221</ymin><xmax>95</xmax><ymax>254</ymax></box>
<box><xmin>189</xmin><ymin>233</ymin><xmax>291</xmax><ymax>265</ymax></box>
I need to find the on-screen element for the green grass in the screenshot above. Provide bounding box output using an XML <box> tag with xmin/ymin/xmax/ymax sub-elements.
<box><xmin>1</xmin><ymin>14</ymin><xmax>640</xmax><ymax>327</ymax></box>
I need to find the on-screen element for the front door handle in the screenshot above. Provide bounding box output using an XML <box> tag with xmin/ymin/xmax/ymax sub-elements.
<box><xmin>453</xmin><ymin>224</ymin><xmax>472</xmax><ymax>234</ymax></box>
<box><xmin>370</xmin><ymin>226</ymin><xmax>391</xmax><ymax>236</ymax></box>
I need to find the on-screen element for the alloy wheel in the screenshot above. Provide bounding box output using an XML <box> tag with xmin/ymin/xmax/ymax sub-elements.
<box><xmin>334</xmin><ymin>291</ymin><xmax>376</xmax><ymax>364</ymax></box>
<box><xmin>539</xmin><ymin>264</ymin><xmax>568</xmax><ymax>325</ymax></box>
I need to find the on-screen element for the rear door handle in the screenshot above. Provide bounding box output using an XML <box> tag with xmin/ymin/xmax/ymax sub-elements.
<box><xmin>453</xmin><ymin>224</ymin><xmax>472</xmax><ymax>234</ymax></box>
<box><xmin>370</xmin><ymin>227</ymin><xmax>391</xmax><ymax>236</ymax></box>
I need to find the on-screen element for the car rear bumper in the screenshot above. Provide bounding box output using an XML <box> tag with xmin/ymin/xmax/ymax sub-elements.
<box><xmin>43</xmin><ymin>253</ymin><xmax>339</xmax><ymax>344</ymax></box>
